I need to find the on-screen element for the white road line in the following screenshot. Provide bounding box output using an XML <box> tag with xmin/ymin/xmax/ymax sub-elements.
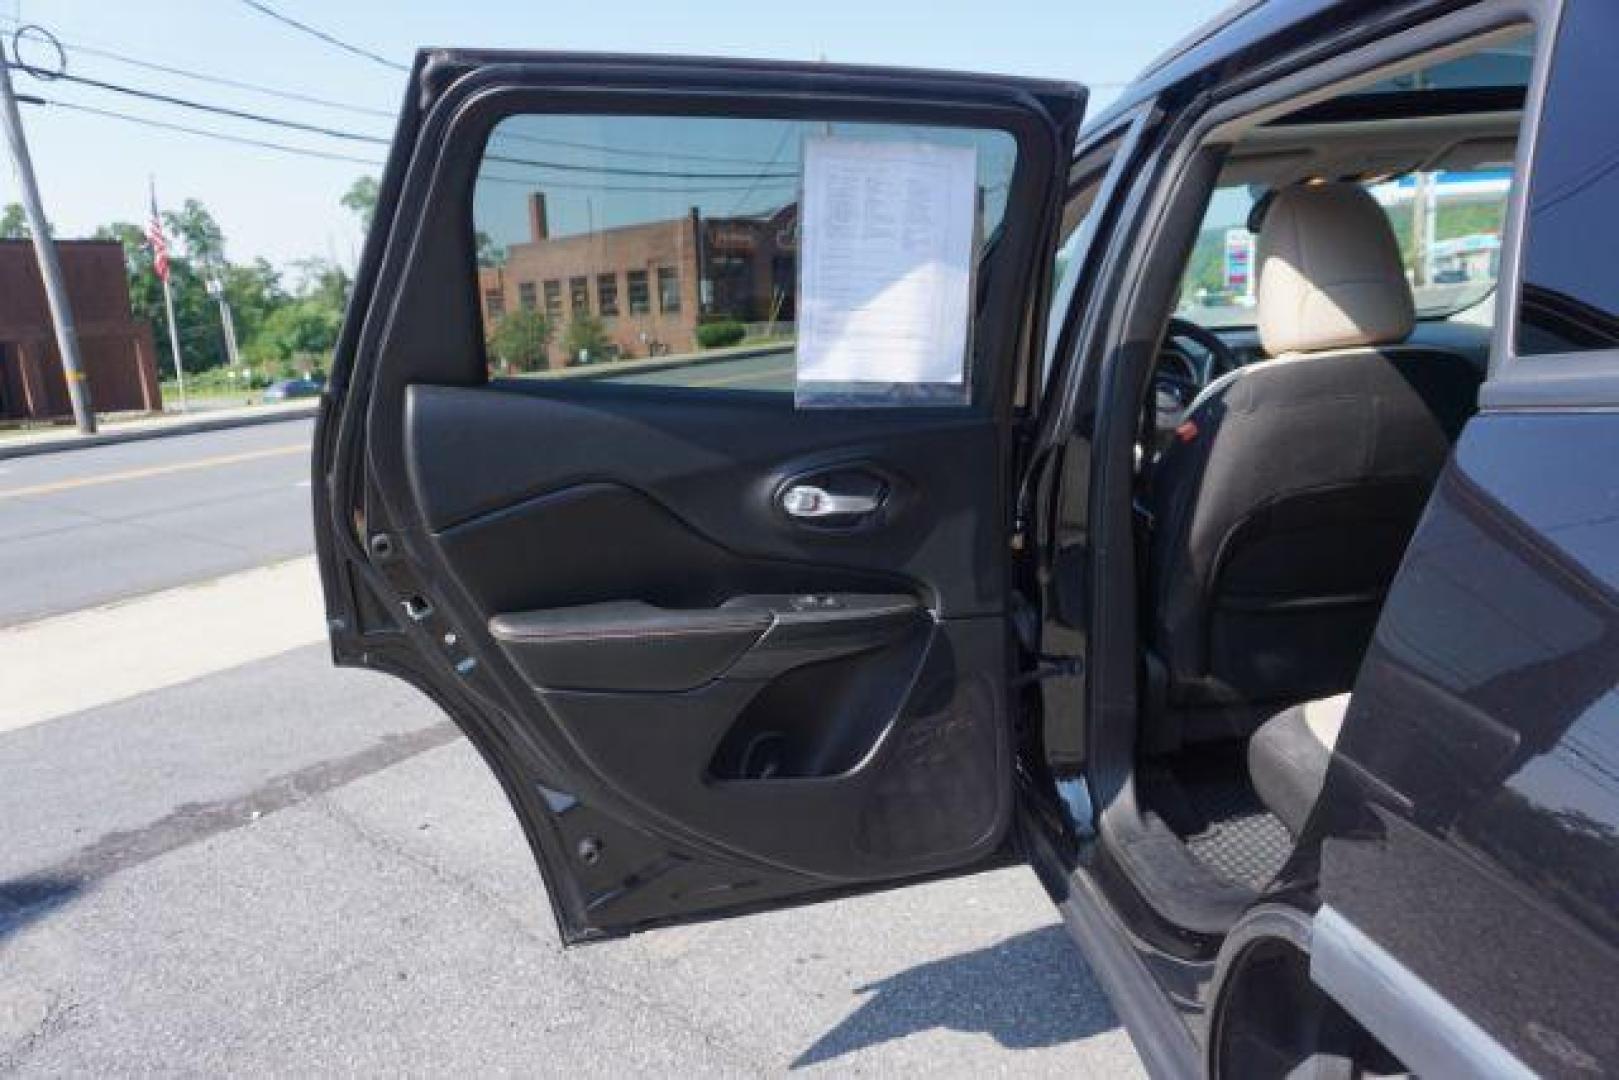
<box><xmin>0</xmin><ymin>556</ymin><xmax>327</xmax><ymax>733</ymax></box>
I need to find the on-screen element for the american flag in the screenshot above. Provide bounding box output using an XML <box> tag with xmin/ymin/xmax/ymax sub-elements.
<box><xmin>147</xmin><ymin>188</ymin><xmax>170</xmax><ymax>283</ymax></box>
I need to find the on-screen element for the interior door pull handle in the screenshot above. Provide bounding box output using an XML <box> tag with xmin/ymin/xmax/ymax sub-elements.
<box><xmin>780</xmin><ymin>484</ymin><xmax>881</xmax><ymax>518</ymax></box>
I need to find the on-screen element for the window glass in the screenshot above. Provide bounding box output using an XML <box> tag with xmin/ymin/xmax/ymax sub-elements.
<box><xmin>1515</xmin><ymin>2</ymin><xmax>1619</xmax><ymax>355</ymax></box>
<box><xmin>1359</xmin><ymin>38</ymin><xmax>1534</xmax><ymax>94</ymax></box>
<box><xmin>1176</xmin><ymin>171</ymin><xmax>1511</xmax><ymax>330</ymax></box>
<box><xmin>473</xmin><ymin>113</ymin><xmax>1017</xmax><ymax>389</ymax></box>
<box><xmin>518</xmin><ymin>281</ymin><xmax>537</xmax><ymax>311</ymax></box>
<box><xmin>626</xmin><ymin>269</ymin><xmax>650</xmax><ymax>316</ymax></box>
<box><xmin>597</xmin><ymin>273</ymin><xmax>619</xmax><ymax>317</ymax></box>
<box><xmin>658</xmin><ymin>266</ymin><xmax>681</xmax><ymax>313</ymax></box>
<box><xmin>1041</xmin><ymin>128</ymin><xmax>1127</xmax><ymax>387</ymax></box>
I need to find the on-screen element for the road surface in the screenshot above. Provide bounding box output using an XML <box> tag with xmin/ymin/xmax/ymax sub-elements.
<box><xmin>0</xmin><ymin>413</ymin><xmax>1144</xmax><ymax>1075</ymax></box>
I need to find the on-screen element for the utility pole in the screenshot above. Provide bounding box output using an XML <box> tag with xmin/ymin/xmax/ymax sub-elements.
<box><xmin>206</xmin><ymin>274</ymin><xmax>241</xmax><ymax>367</ymax></box>
<box><xmin>0</xmin><ymin>37</ymin><xmax>96</xmax><ymax>432</ymax></box>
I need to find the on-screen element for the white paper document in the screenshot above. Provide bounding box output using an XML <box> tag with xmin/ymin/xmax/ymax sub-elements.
<box><xmin>796</xmin><ymin>137</ymin><xmax>978</xmax><ymax>390</ymax></box>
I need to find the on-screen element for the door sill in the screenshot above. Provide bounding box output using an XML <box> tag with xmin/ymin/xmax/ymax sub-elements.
<box><xmin>1024</xmin><ymin>821</ymin><xmax>1202</xmax><ymax>1078</ymax></box>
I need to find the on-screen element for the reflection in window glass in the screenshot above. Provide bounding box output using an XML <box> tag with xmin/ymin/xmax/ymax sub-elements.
<box><xmin>1516</xmin><ymin>2</ymin><xmax>1619</xmax><ymax>355</ymax></box>
<box><xmin>1176</xmin><ymin>172</ymin><xmax>1511</xmax><ymax>331</ymax></box>
<box><xmin>472</xmin><ymin>114</ymin><xmax>1017</xmax><ymax>385</ymax></box>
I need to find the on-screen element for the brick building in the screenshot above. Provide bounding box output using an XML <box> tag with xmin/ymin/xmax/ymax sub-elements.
<box><xmin>478</xmin><ymin>192</ymin><xmax>797</xmax><ymax>366</ymax></box>
<box><xmin>0</xmin><ymin>240</ymin><xmax>161</xmax><ymax>421</ymax></box>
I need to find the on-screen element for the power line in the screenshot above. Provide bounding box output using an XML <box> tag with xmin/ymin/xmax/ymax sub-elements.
<box><xmin>36</xmin><ymin>67</ymin><xmax>390</xmax><ymax>144</ymax></box>
<box><xmin>36</xmin><ymin>98</ymin><xmax>383</xmax><ymax>165</ymax></box>
<box><xmin>24</xmin><ymin>95</ymin><xmax>796</xmax><ymax>195</ymax></box>
<box><xmin>21</xmin><ymin>67</ymin><xmax>798</xmax><ymax>180</ymax></box>
<box><xmin>235</xmin><ymin>0</ymin><xmax>406</xmax><ymax>73</ymax></box>
<box><xmin>0</xmin><ymin>13</ymin><xmax>394</xmax><ymax>118</ymax></box>
<box><xmin>489</xmin><ymin>127</ymin><xmax>793</xmax><ymax>168</ymax></box>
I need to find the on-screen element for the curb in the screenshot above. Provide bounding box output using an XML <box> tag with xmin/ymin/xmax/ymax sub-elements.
<box><xmin>0</xmin><ymin>403</ymin><xmax>320</xmax><ymax>461</ymax></box>
<box><xmin>524</xmin><ymin>341</ymin><xmax>792</xmax><ymax>382</ymax></box>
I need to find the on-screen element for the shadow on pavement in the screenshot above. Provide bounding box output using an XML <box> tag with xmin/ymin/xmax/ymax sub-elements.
<box><xmin>792</xmin><ymin>924</ymin><xmax>1122</xmax><ymax>1068</ymax></box>
<box><xmin>0</xmin><ymin>875</ymin><xmax>84</xmax><ymax>942</ymax></box>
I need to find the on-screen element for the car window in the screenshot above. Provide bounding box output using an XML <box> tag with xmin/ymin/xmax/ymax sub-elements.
<box><xmin>1177</xmin><ymin>171</ymin><xmax>1510</xmax><ymax>330</ymax></box>
<box><xmin>470</xmin><ymin>114</ymin><xmax>1018</xmax><ymax>396</ymax></box>
<box><xmin>1513</xmin><ymin>0</ymin><xmax>1619</xmax><ymax>356</ymax></box>
<box><xmin>1041</xmin><ymin>125</ymin><xmax>1132</xmax><ymax>387</ymax></box>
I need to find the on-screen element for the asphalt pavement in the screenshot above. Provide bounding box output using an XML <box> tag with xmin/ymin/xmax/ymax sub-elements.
<box><xmin>0</xmin><ymin>412</ymin><xmax>1144</xmax><ymax>1075</ymax></box>
<box><xmin>0</xmin><ymin>419</ymin><xmax>314</xmax><ymax>626</ymax></box>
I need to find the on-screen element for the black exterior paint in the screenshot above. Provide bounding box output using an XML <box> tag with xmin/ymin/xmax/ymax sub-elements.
<box><xmin>1300</xmin><ymin>413</ymin><xmax>1619</xmax><ymax>1075</ymax></box>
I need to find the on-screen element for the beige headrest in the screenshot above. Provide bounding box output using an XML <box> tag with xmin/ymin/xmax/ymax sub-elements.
<box><xmin>1257</xmin><ymin>182</ymin><xmax>1414</xmax><ymax>356</ymax></box>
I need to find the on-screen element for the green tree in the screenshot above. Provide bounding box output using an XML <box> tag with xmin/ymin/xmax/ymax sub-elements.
<box><xmin>221</xmin><ymin>259</ymin><xmax>287</xmax><ymax>347</ymax></box>
<box><xmin>289</xmin><ymin>256</ymin><xmax>351</xmax><ymax>309</ymax></box>
<box><xmin>93</xmin><ymin>219</ymin><xmax>226</xmax><ymax>376</ymax></box>
<box><xmin>341</xmin><ymin>175</ymin><xmax>379</xmax><ymax>232</ymax></box>
<box><xmin>246</xmin><ymin>299</ymin><xmax>341</xmax><ymax>374</ymax></box>
<box><xmin>475</xmin><ymin>230</ymin><xmax>506</xmax><ymax>268</ymax></box>
<box><xmin>562</xmin><ymin>314</ymin><xmax>612</xmax><ymax>364</ymax></box>
<box><xmin>488</xmin><ymin>309</ymin><xmax>552</xmax><ymax>372</ymax></box>
<box><xmin>163</xmin><ymin>198</ymin><xmax>226</xmax><ymax>269</ymax></box>
<box><xmin>2</xmin><ymin>202</ymin><xmax>50</xmax><ymax>238</ymax></box>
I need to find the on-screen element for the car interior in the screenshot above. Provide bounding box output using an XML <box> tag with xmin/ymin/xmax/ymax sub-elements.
<box><xmin>1102</xmin><ymin>28</ymin><xmax>1534</xmax><ymax>916</ymax></box>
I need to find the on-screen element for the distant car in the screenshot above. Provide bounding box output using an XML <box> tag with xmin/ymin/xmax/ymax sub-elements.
<box><xmin>312</xmin><ymin>4</ymin><xmax>1619</xmax><ymax>1077</ymax></box>
<box><xmin>262</xmin><ymin>378</ymin><xmax>323</xmax><ymax>402</ymax></box>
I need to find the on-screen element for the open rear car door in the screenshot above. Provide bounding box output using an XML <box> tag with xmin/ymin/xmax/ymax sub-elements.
<box><xmin>313</xmin><ymin>51</ymin><xmax>1083</xmax><ymax>942</ymax></box>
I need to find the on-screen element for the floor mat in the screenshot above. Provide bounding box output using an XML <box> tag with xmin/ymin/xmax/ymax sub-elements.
<box><xmin>1180</xmin><ymin>784</ymin><xmax>1293</xmax><ymax>891</ymax></box>
<box><xmin>1143</xmin><ymin>746</ymin><xmax>1293</xmax><ymax>891</ymax></box>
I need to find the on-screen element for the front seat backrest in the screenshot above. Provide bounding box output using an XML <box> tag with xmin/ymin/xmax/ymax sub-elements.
<box><xmin>1147</xmin><ymin>182</ymin><xmax>1481</xmax><ymax>745</ymax></box>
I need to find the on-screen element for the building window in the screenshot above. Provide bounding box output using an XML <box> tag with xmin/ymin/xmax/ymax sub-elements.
<box><xmin>543</xmin><ymin>280</ymin><xmax>562</xmax><ymax>321</ymax></box>
<box><xmin>517</xmin><ymin>281</ymin><xmax>537</xmax><ymax>311</ymax></box>
<box><xmin>657</xmin><ymin>266</ymin><xmax>681</xmax><ymax>313</ymax></box>
<box><xmin>597</xmin><ymin>273</ymin><xmax>620</xmax><ymax>317</ymax></box>
<box><xmin>627</xmin><ymin>269</ymin><xmax>651</xmax><ymax>315</ymax></box>
<box><xmin>485</xmin><ymin>289</ymin><xmax>505</xmax><ymax>319</ymax></box>
<box><xmin>569</xmin><ymin>276</ymin><xmax>590</xmax><ymax>316</ymax></box>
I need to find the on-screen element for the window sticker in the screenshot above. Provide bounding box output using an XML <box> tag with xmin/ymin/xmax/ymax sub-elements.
<box><xmin>795</xmin><ymin>137</ymin><xmax>978</xmax><ymax>406</ymax></box>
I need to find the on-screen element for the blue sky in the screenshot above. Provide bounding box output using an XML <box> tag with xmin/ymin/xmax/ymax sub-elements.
<box><xmin>3</xmin><ymin>0</ymin><xmax>1230</xmax><ymax>269</ymax></box>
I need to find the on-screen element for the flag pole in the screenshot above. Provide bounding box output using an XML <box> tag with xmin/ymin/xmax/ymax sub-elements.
<box><xmin>150</xmin><ymin>177</ymin><xmax>187</xmax><ymax>412</ymax></box>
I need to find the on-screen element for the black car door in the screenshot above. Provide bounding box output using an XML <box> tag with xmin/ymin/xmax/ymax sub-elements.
<box><xmin>312</xmin><ymin>52</ymin><xmax>1083</xmax><ymax>942</ymax></box>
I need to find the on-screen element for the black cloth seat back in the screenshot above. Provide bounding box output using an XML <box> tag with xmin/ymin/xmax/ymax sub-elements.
<box><xmin>1144</xmin><ymin>182</ymin><xmax>1482</xmax><ymax>744</ymax></box>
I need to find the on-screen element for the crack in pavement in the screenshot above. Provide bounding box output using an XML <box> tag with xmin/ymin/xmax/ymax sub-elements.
<box><xmin>0</xmin><ymin>987</ymin><xmax>81</xmax><ymax>1073</ymax></box>
<box><xmin>0</xmin><ymin>722</ymin><xmax>462</xmax><ymax>936</ymax></box>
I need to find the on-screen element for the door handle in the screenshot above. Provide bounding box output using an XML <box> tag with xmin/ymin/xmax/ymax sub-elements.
<box><xmin>779</xmin><ymin>484</ymin><xmax>882</xmax><ymax>518</ymax></box>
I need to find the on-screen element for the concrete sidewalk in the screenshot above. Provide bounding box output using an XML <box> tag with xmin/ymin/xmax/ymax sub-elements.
<box><xmin>0</xmin><ymin>400</ymin><xmax>319</xmax><ymax>460</ymax></box>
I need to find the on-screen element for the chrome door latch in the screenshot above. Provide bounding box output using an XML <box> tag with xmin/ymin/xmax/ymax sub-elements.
<box><xmin>779</xmin><ymin>484</ymin><xmax>881</xmax><ymax>518</ymax></box>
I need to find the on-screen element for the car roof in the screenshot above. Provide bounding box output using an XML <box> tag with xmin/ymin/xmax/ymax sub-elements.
<box><xmin>1082</xmin><ymin>0</ymin><xmax>1439</xmax><ymax>136</ymax></box>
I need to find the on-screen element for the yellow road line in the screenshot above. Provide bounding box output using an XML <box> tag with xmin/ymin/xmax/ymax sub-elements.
<box><xmin>0</xmin><ymin>443</ymin><xmax>307</xmax><ymax>501</ymax></box>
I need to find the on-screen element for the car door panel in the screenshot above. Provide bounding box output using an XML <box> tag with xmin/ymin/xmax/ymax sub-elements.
<box><xmin>398</xmin><ymin>381</ymin><xmax>1012</xmax><ymax>879</ymax></box>
<box><xmin>315</xmin><ymin>53</ymin><xmax>1083</xmax><ymax>941</ymax></box>
<box><xmin>403</xmin><ymin>382</ymin><xmax>1007</xmax><ymax>617</ymax></box>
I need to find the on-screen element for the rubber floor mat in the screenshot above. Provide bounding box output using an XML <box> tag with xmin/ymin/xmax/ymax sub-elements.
<box><xmin>1143</xmin><ymin>746</ymin><xmax>1293</xmax><ymax>891</ymax></box>
<box><xmin>1180</xmin><ymin>788</ymin><xmax>1292</xmax><ymax>891</ymax></box>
